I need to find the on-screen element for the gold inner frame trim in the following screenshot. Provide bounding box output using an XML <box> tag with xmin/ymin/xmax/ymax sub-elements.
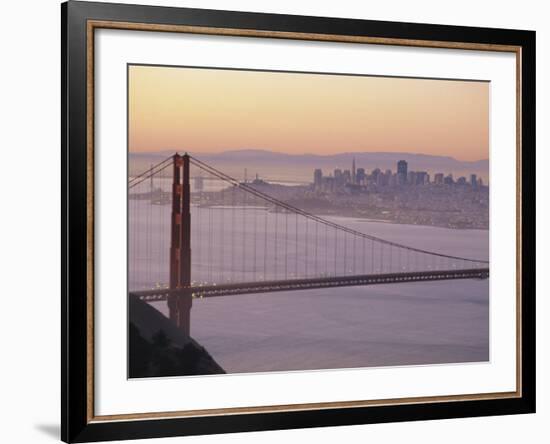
<box><xmin>86</xmin><ymin>19</ymin><xmax>523</xmax><ymax>423</ymax></box>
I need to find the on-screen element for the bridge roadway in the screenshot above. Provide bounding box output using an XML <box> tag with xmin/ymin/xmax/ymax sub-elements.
<box><xmin>130</xmin><ymin>268</ymin><xmax>489</xmax><ymax>301</ymax></box>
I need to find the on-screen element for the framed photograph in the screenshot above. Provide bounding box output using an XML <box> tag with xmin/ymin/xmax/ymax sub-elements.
<box><xmin>62</xmin><ymin>1</ymin><xmax>535</xmax><ymax>442</ymax></box>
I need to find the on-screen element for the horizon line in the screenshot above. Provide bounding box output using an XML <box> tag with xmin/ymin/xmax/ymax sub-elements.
<box><xmin>129</xmin><ymin>148</ymin><xmax>489</xmax><ymax>164</ymax></box>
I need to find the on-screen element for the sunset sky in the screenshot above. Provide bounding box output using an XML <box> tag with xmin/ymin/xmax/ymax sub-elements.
<box><xmin>128</xmin><ymin>65</ymin><xmax>489</xmax><ymax>161</ymax></box>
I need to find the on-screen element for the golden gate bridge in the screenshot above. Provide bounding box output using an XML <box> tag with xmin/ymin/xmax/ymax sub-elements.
<box><xmin>128</xmin><ymin>153</ymin><xmax>489</xmax><ymax>335</ymax></box>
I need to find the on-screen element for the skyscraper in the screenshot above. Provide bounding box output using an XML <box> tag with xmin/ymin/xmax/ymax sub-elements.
<box><xmin>416</xmin><ymin>171</ymin><xmax>428</xmax><ymax>185</ymax></box>
<box><xmin>314</xmin><ymin>169</ymin><xmax>323</xmax><ymax>189</ymax></box>
<box><xmin>343</xmin><ymin>169</ymin><xmax>351</xmax><ymax>183</ymax></box>
<box><xmin>352</xmin><ymin>157</ymin><xmax>357</xmax><ymax>184</ymax></box>
<box><xmin>371</xmin><ymin>168</ymin><xmax>381</xmax><ymax>184</ymax></box>
<box><xmin>334</xmin><ymin>169</ymin><xmax>343</xmax><ymax>187</ymax></box>
<box><xmin>356</xmin><ymin>168</ymin><xmax>366</xmax><ymax>185</ymax></box>
<box><xmin>470</xmin><ymin>174</ymin><xmax>478</xmax><ymax>189</ymax></box>
<box><xmin>397</xmin><ymin>160</ymin><xmax>408</xmax><ymax>185</ymax></box>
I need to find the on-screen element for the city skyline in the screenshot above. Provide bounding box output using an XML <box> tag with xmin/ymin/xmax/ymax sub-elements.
<box><xmin>129</xmin><ymin>149</ymin><xmax>490</xmax><ymax>184</ymax></box>
<box><xmin>128</xmin><ymin>65</ymin><xmax>489</xmax><ymax>161</ymax></box>
<box><xmin>310</xmin><ymin>158</ymin><xmax>484</xmax><ymax>189</ymax></box>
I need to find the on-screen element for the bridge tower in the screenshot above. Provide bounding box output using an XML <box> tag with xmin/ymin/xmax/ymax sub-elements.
<box><xmin>168</xmin><ymin>153</ymin><xmax>192</xmax><ymax>335</ymax></box>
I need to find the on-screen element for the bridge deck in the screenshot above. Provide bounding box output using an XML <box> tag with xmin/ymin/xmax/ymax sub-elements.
<box><xmin>130</xmin><ymin>268</ymin><xmax>489</xmax><ymax>301</ymax></box>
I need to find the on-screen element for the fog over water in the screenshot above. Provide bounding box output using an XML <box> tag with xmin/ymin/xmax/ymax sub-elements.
<box><xmin>130</xmin><ymin>196</ymin><xmax>489</xmax><ymax>373</ymax></box>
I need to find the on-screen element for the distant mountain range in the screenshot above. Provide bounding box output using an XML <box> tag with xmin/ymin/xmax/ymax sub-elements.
<box><xmin>130</xmin><ymin>149</ymin><xmax>489</xmax><ymax>181</ymax></box>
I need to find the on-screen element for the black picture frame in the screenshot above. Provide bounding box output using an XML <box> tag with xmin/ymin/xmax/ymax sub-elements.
<box><xmin>62</xmin><ymin>1</ymin><xmax>536</xmax><ymax>442</ymax></box>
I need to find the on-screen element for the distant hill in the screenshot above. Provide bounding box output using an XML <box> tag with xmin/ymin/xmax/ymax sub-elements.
<box><xmin>129</xmin><ymin>150</ymin><xmax>489</xmax><ymax>182</ymax></box>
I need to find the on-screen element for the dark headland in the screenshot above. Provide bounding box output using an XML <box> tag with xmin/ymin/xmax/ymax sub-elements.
<box><xmin>129</xmin><ymin>296</ymin><xmax>225</xmax><ymax>378</ymax></box>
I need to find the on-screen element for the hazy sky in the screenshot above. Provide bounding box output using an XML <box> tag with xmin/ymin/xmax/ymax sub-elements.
<box><xmin>128</xmin><ymin>65</ymin><xmax>489</xmax><ymax>161</ymax></box>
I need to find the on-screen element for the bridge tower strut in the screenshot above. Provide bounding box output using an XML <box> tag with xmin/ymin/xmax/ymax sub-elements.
<box><xmin>168</xmin><ymin>153</ymin><xmax>192</xmax><ymax>335</ymax></box>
